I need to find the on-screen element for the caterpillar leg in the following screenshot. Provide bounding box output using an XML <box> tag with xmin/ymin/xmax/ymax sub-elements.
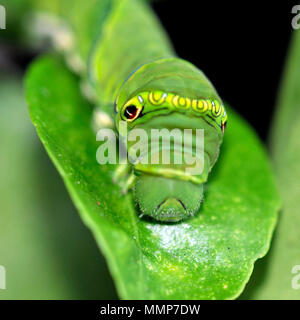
<box><xmin>80</xmin><ymin>80</ymin><xmax>97</xmax><ymax>104</ymax></box>
<box><xmin>93</xmin><ymin>105</ymin><xmax>128</xmax><ymax>191</ymax></box>
<box><xmin>113</xmin><ymin>163</ymin><xmax>129</xmax><ymax>183</ymax></box>
<box><xmin>113</xmin><ymin>164</ymin><xmax>136</xmax><ymax>194</ymax></box>
<box><xmin>121</xmin><ymin>172</ymin><xmax>136</xmax><ymax>195</ymax></box>
<box><xmin>28</xmin><ymin>12</ymin><xmax>74</xmax><ymax>51</ymax></box>
<box><xmin>92</xmin><ymin>108</ymin><xmax>114</xmax><ymax>132</ymax></box>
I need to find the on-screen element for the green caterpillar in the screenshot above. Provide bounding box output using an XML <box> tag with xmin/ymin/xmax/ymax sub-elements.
<box><xmin>10</xmin><ymin>0</ymin><xmax>227</xmax><ymax>222</ymax></box>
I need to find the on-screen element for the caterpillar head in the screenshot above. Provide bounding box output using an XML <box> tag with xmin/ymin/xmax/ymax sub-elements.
<box><xmin>114</xmin><ymin>58</ymin><xmax>227</xmax><ymax>222</ymax></box>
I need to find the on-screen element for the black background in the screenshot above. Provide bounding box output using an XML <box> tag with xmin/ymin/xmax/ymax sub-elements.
<box><xmin>0</xmin><ymin>300</ymin><xmax>298</xmax><ymax>318</ymax></box>
<box><xmin>2</xmin><ymin>0</ymin><xmax>299</xmax><ymax>142</ymax></box>
<box><xmin>153</xmin><ymin>0</ymin><xmax>298</xmax><ymax>141</ymax></box>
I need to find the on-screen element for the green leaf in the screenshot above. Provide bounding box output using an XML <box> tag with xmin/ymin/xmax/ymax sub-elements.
<box><xmin>0</xmin><ymin>75</ymin><xmax>116</xmax><ymax>299</ymax></box>
<box><xmin>26</xmin><ymin>55</ymin><xmax>280</xmax><ymax>300</ymax></box>
<box><xmin>241</xmin><ymin>30</ymin><xmax>300</xmax><ymax>300</ymax></box>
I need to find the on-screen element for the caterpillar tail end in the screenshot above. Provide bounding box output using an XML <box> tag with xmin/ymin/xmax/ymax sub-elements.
<box><xmin>155</xmin><ymin>197</ymin><xmax>189</xmax><ymax>222</ymax></box>
<box><xmin>134</xmin><ymin>175</ymin><xmax>203</xmax><ymax>222</ymax></box>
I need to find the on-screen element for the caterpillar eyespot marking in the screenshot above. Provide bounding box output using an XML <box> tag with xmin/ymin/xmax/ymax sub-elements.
<box><xmin>148</xmin><ymin>91</ymin><xmax>166</xmax><ymax>105</ymax></box>
<box><xmin>120</xmin><ymin>90</ymin><xmax>227</xmax><ymax>132</ymax></box>
<box><xmin>123</xmin><ymin>104</ymin><xmax>142</xmax><ymax>121</ymax></box>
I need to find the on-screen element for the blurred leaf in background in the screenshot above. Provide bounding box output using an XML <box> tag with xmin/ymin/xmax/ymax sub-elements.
<box><xmin>240</xmin><ymin>30</ymin><xmax>300</xmax><ymax>300</ymax></box>
<box><xmin>0</xmin><ymin>74</ymin><xmax>117</xmax><ymax>299</ymax></box>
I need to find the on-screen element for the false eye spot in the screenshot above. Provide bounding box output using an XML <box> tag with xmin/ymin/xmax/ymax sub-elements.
<box><xmin>124</xmin><ymin>105</ymin><xmax>140</xmax><ymax>120</ymax></box>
